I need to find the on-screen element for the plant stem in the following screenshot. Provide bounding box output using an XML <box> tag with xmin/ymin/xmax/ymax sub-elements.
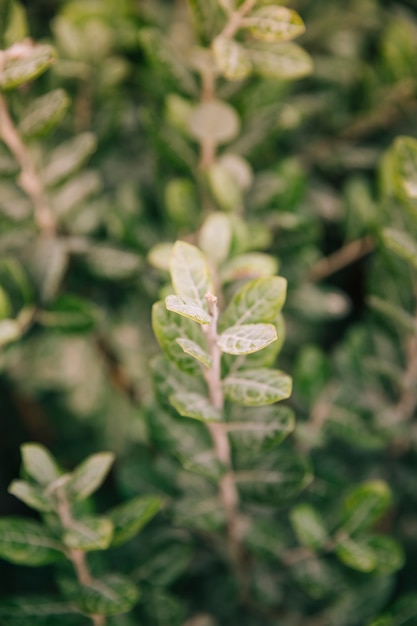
<box><xmin>202</xmin><ymin>294</ymin><xmax>245</xmax><ymax>581</ymax></box>
<box><xmin>309</xmin><ymin>235</ymin><xmax>374</xmax><ymax>282</ymax></box>
<box><xmin>56</xmin><ymin>488</ymin><xmax>106</xmax><ymax>626</ymax></box>
<box><xmin>0</xmin><ymin>93</ymin><xmax>56</xmax><ymax>235</ymax></box>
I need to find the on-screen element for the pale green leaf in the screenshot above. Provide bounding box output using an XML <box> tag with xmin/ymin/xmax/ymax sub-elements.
<box><xmin>147</xmin><ymin>243</ymin><xmax>174</xmax><ymax>272</ymax></box>
<box><xmin>245</xmin><ymin>6</ymin><xmax>305</xmax><ymax>42</ymax></box>
<box><xmin>188</xmin><ymin>99</ymin><xmax>240</xmax><ymax>145</ymax></box>
<box><xmin>43</xmin><ymin>132</ymin><xmax>97</xmax><ymax>187</ymax></box>
<box><xmin>170</xmin><ymin>241</ymin><xmax>213</xmax><ymax>309</ymax></box>
<box><xmin>67</xmin><ymin>452</ymin><xmax>115</xmax><ymax>501</ymax></box>
<box><xmin>21</xmin><ymin>443</ymin><xmax>61</xmax><ymax>486</ymax></box>
<box><xmin>8</xmin><ymin>480</ymin><xmax>54</xmax><ymax>513</ymax></box>
<box><xmin>176</xmin><ymin>338</ymin><xmax>212</xmax><ymax>368</ymax></box>
<box><xmin>392</xmin><ymin>136</ymin><xmax>417</xmax><ymax>201</ymax></box>
<box><xmin>75</xmin><ymin>574</ymin><xmax>139</xmax><ymax>616</ymax></box>
<box><xmin>18</xmin><ymin>89</ymin><xmax>70</xmax><ymax>139</ymax></box>
<box><xmin>109</xmin><ymin>496</ymin><xmax>162</xmax><ymax>547</ymax></box>
<box><xmin>63</xmin><ymin>517</ymin><xmax>114</xmax><ymax>552</ymax></box>
<box><xmin>224</xmin><ymin>368</ymin><xmax>292</xmax><ymax>406</ymax></box>
<box><xmin>290</xmin><ymin>504</ymin><xmax>328</xmax><ymax>550</ymax></box>
<box><xmin>0</xmin><ymin>43</ymin><xmax>56</xmax><ymax>90</ymax></box>
<box><xmin>165</xmin><ymin>295</ymin><xmax>211</xmax><ymax>324</ymax></box>
<box><xmin>249</xmin><ymin>42</ymin><xmax>313</xmax><ymax>80</ymax></box>
<box><xmin>220</xmin><ymin>253</ymin><xmax>278</xmax><ymax>283</ymax></box>
<box><xmin>212</xmin><ymin>37</ymin><xmax>252</xmax><ymax>81</ymax></box>
<box><xmin>170</xmin><ymin>391</ymin><xmax>222</xmax><ymax>422</ymax></box>
<box><xmin>207</xmin><ymin>161</ymin><xmax>243</xmax><ymax>211</ymax></box>
<box><xmin>218</xmin><ymin>323</ymin><xmax>276</xmax><ymax>355</ymax></box>
<box><xmin>335</xmin><ymin>537</ymin><xmax>377</xmax><ymax>573</ymax></box>
<box><xmin>0</xmin><ymin>518</ymin><xmax>63</xmax><ymax>566</ymax></box>
<box><xmin>198</xmin><ymin>212</ymin><xmax>232</xmax><ymax>266</ymax></box>
<box><xmin>152</xmin><ymin>301</ymin><xmax>204</xmax><ymax>374</ymax></box>
<box><xmin>0</xmin><ymin>319</ymin><xmax>20</xmax><ymax>346</ymax></box>
<box><xmin>381</xmin><ymin>228</ymin><xmax>417</xmax><ymax>270</ymax></box>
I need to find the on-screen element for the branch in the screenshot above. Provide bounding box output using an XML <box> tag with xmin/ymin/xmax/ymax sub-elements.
<box><xmin>202</xmin><ymin>294</ymin><xmax>245</xmax><ymax>580</ymax></box>
<box><xmin>309</xmin><ymin>235</ymin><xmax>374</xmax><ymax>282</ymax></box>
<box><xmin>0</xmin><ymin>93</ymin><xmax>56</xmax><ymax>235</ymax></box>
<box><xmin>55</xmin><ymin>487</ymin><xmax>106</xmax><ymax>626</ymax></box>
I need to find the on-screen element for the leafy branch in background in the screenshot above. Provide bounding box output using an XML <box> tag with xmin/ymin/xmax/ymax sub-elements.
<box><xmin>0</xmin><ymin>444</ymin><xmax>161</xmax><ymax>625</ymax></box>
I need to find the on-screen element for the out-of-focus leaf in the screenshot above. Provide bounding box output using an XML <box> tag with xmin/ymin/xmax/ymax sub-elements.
<box><xmin>18</xmin><ymin>89</ymin><xmax>70</xmax><ymax>139</ymax></box>
<box><xmin>63</xmin><ymin>517</ymin><xmax>114</xmax><ymax>552</ymax></box>
<box><xmin>245</xmin><ymin>6</ymin><xmax>305</xmax><ymax>42</ymax></box>
<box><xmin>109</xmin><ymin>496</ymin><xmax>162</xmax><ymax>547</ymax></box>
<box><xmin>220</xmin><ymin>253</ymin><xmax>278</xmax><ymax>283</ymax></box>
<box><xmin>21</xmin><ymin>443</ymin><xmax>61</xmax><ymax>486</ymax></box>
<box><xmin>337</xmin><ymin>481</ymin><xmax>392</xmax><ymax>535</ymax></box>
<box><xmin>290</xmin><ymin>504</ymin><xmax>328</xmax><ymax>550</ymax></box>
<box><xmin>207</xmin><ymin>161</ymin><xmax>243</xmax><ymax>212</ymax></box>
<box><xmin>84</xmin><ymin>244</ymin><xmax>141</xmax><ymax>280</ymax></box>
<box><xmin>248</xmin><ymin>42</ymin><xmax>313</xmax><ymax>80</ymax></box>
<box><xmin>75</xmin><ymin>574</ymin><xmax>139</xmax><ymax>616</ymax></box>
<box><xmin>0</xmin><ymin>318</ymin><xmax>20</xmax><ymax>345</ymax></box>
<box><xmin>176</xmin><ymin>338</ymin><xmax>212</xmax><ymax>368</ymax></box>
<box><xmin>43</xmin><ymin>133</ymin><xmax>97</xmax><ymax>187</ymax></box>
<box><xmin>188</xmin><ymin>100</ymin><xmax>240</xmax><ymax>145</ymax></box>
<box><xmin>67</xmin><ymin>452</ymin><xmax>115</xmax><ymax>501</ymax></box>
<box><xmin>212</xmin><ymin>37</ymin><xmax>252</xmax><ymax>81</ymax></box>
<box><xmin>8</xmin><ymin>480</ymin><xmax>54</xmax><ymax>513</ymax></box>
<box><xmin>198</xmin><ymin>212</ymin><xmax>232</xmax><ymax>266</ymax></box>
<box><xmin>0</xmin><ymin>43</ymin><xmax>56</xmax><ymax>90</ymax></box>
<box><xmin>381</xmin><ymin>228</ymin><xmax>417</xmax><ymax>270</ymax></box>
<box><xmin>0</xmin><ymin>518</ymin><xmax>63</xmax><ymax>566</ymax></box>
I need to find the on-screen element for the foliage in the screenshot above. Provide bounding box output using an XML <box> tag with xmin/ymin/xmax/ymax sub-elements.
<box><xmin>1</xmin><ymin>0</ymin><xmax>417</xmax><ymax>625</ymax></box>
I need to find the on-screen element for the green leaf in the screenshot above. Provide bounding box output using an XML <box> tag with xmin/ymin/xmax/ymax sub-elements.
<box><xmin>173</xmin><ymin>496</ymin><xmax>226</xmax><ymax>533</ymax></box>
<box><xmin>151</xmin><ymin>355</ymin><xmax>206</xmax><ymax>404</ymax></box>
<box><xmin>335</xmin><ymin>537</ymin><xmax>377</xmax><ymax>573</ymax></box>
<box><xmin>248</xmin><ymin>42</ymin><xmax>313</xmax><ymax>80</ymax></box>
<box><xmin>152</xmin><ymin>301</ymin><xmax>204</xmax><ymax>374</ymax></box>
<box><xmin>142</xmin><ymin>589</ymin><xmax>186</xmax><ymax>626</ymax></box>
<box><xmin>25</xmin><ymin>237</ymin><xmax>69</xmax><ymax>303</ymax></box>
<box><xmin>21</xmin><ymin>443</ymin><xmax>61</xmax><ymax>486</ymax></box>
<box><xmin>139</xmin><ymin>27</ymin><xmax>198</xmax><ymax>96</ymax></box>
<box><xmin>135</xmin><ymin>540</ymin><xmax>194</xmax><ymax>587</ymax></box>
<box><xmin>290</xmin><ymin>557</ymin><xmax>344</xmax><ymax>601</ymax></box>
<box><xmin>212</xmin><ymin>37</ymin><xmax>252</xmax><ymax>81</ymax></box>
<box><xmin>176</xmin><ymin>338</ymin><xmax>212</xmax><ymax>368</ymax></box>
<box><xmin>223</xmin><ymin>368</ymin><xmax>292</xmax><ymax>406</ymax></box>
<box><xmin>368</xmin><ymin>295</ymin><xmax>416</xmax><ymax>334</ymax></box>
<box><xmin>0</xmin><ymin>596</ymin><xmax>80</xmax><ymax>621</ymax></box>
<box><xmin>0</xmin><ymin>518</ymin><xmax>63</xmax><ymax>566</ymax></box>
<box><xmin>170</xmin><ymin>391</ymin><xmax>222</xmax><ymax>422</ymax></box>
<box><xmin>84</xmin><ymin>244</ymin><xmax>141</xmax><ymax>280</ymax></box>
<box><xmin>75</xmin><ymin>574</ymin><xmax>139</xmax><ymax>616</ymax></box>
<box><xmin>392</xmin><ymin>136</ymin><xmax>417</xmax><ymax>202</ymax></box>
<box><xmin>67</xmin><ymin>452</ymin><xmax>115</xmax><ymax>501</ymax></box>
<box><xmin>170</xmin><ymin>241</ymin><xmax>213</xmax><ymax>309</ymax></box>
<box><xmin>43</xmin><ymin>132</ymin><xmax>97</xmax><ymax>187</ymax></box>
<box><xmin>8</xmin><ymin>480</ymin><xmax>53</xmax><ymax>513</ymax></box>
<box><xmin>63</xmin><ymin>517</ymin><xmax>114</xmax><ymax>552</ymax></box>
<box><xmin>366</xmin><ymin>535</ymin><xmax>405</xmax><ymax>575</ymax></box>
<box><xmin>164</xmin><ymin>179</ymin><xmax>198</xmax><ymax>227</ymax></box>
<box><xmin>381</xmin><ymin>228</ymin><xmax>417</xmax><ymax>270</ymax></box>
<box><xmin>188</xmin><ymin>100</ymin><xmax>240</xmax><ymax>145</ymax></box>
<box><xmin>38</xmin><ymin>295</ymin><xmax>96</xmax><ymax>333</ymax></box>
<box><xmin>235</xmin><ymin>450</ymin><xmax>312</xmax><ymax>505</ymax></box>
<box><xmin>338</xmin><ymin>480</ymin><xmax>392</xmax><ymax>535</ymax></box>
<box><xmin>220</xmin><ymin>253</ymin><xmax>278</xmax><ymax>283</ymax></box>
<box><xmin>165</xmin><ymin>295</ymin><xmax>211</xmax><ymax>324</ymax></box>
<box><xmin>369</xmin><ymin>594</ymin><xmax>417</xmax><ymax>626</ymax></box>
<box><xmin>228</xmin><ymin>404</ymin><xmax>295</xmax><ymax>462</ymax></box>
<box><xmin>218</xmin><ymin>323</ymin><xmax>276</xmax><ymax>355</ymax></box>
<box><xmin>18</xmin><ymin>89</ymin><xmax>70</xmax><ymax>139</ymax></box>
<box><xmin>0</xmin><ymin>43</ymin><xmax>56</xmax><ymax>90</ymax></box>
<box><xmin>245</xmin><ymin>6</ymin><xmax>305</xmax><ymax>42</ymax></box>
<box><xmin>290</xmin><ymin>504</ymin><xmax>328</xmax><ymax>550</ymax></box>
<box><xmin>109</xmin><ymin>496</ymin><xmax>162</xmax><ymax>547</ymax></box>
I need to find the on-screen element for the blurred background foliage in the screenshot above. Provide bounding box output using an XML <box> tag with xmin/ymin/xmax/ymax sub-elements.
<box><xmin>2</xmin><ymin>0</ymin><xmax>417</xmax><ymax>624</ymax></box>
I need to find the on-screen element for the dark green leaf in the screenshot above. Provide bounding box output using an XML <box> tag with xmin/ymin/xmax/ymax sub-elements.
<box><xmin>75</xmin><ymin>574</ymin><xmax>139</xmax><ymax>616</ymax></box>
<box><xmin>109</xmin><ymin>496</ymin><xmax>162</xmax><ymax>547</ymax></box>
<box><xmin>0</xmin><ymin>518</ymin><xmax>63</xmax><ymax>566</ymax></box>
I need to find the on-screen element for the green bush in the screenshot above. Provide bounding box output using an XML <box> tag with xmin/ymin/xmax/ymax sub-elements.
<box><xmin>1</xmin><ymin>0</ymin><xmax>417</xmax><ymax>624</ymax></box>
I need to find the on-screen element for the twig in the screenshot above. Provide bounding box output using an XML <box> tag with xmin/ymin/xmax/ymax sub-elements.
<box><xmin>55</xmin><ymin>486</ymin><xmax>106</xmax><ymax>626</ymax></box>
<box><xmin>0</xmin><ymin>93</ymin><xmax>56</xmax><ymax>235</ymax></box>
<box><xmin>309</xmin><ymin>235</ymin><xmax>374</xmax><ymax>282</ymax></box>
<box><xmin>202</xmin><ymin>294</ymin><xmax>245</xmax><ymax>585</ymax></box>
